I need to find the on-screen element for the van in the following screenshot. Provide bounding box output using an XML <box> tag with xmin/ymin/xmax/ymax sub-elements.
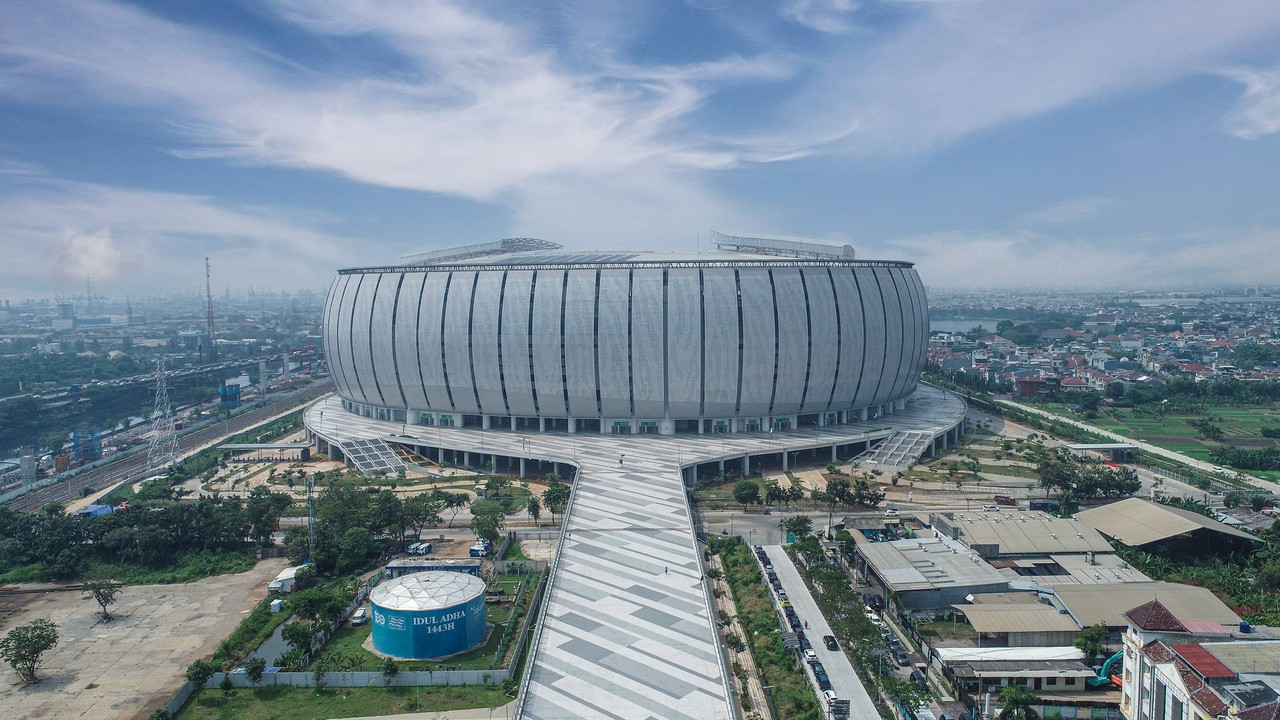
<box><xmin>351</xmin><ymin>607</ymin><xmax>368</xmax><ymax>626</ymax></box>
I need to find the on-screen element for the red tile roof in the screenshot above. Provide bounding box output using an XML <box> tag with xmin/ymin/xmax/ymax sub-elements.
<box><xmin>1239</xmin><ymin>703</ymin><xmax>1280</xmax><ymax>720</ymax></box>
<box><xmin>1172</xmin><ymin>644</ymin><xmax>1236</xmax><ymax>679</ymax></box>
<box><xmin>1125</xmin><ymin>600</ymin><xmax>1187</xmax><ymax>632</ymax></box>
<box><xmin>1143</xmin><ymin>640</ymin><xmax>1174</xmax><ymax>663</ymax></box>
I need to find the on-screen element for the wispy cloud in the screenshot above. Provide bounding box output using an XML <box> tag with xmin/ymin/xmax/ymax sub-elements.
<box><xmin>0</xmin><ymin>173</ymin><xmax>357</xmax><ymax>297</ymax></box>
<box><xmin>1016</xmin><ymin>197</ymin><xmax>1117</xmax><ymax>226</ymax></box>
<box><xmin>878</xmin><ymin>227</ymin><xmax>1280</xmax><ymax>290</ymax></box>
<box><xmin>1221</xmin><ymin>63</ymin><xmax>1280</xmax><ymax>138</ymax></box>
<box><xmin>780</xmin><ymin>0</ymin><xmax>860</xmax><ymax>34</ymax></box>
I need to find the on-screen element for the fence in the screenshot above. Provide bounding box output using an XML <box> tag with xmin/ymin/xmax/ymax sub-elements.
<box><xmin>208</xmin><ymin>667</ymin><xmax>507</xmax><ymax>689</ymax></box>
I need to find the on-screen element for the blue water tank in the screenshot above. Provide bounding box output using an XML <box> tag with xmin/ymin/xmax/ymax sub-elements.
<box><xmin>370</xmin><ymin>571</ymin><xmax>487</xmax><ymax>659</ymax></box>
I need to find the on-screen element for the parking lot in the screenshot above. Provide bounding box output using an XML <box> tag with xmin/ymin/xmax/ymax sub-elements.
<box><xmin>760</xmin><ymin>545</ymin><xmax>878</xmax><ymax>719</ymax></box>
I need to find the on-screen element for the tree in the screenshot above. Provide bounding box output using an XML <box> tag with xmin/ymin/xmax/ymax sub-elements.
<box><xmin>282</xmin><ymin>621</ymin><xmax>316</xmax><ymax>654</ymax></box>
<box><xmin>185</xmin><ymin>659</ymin><xmax>215</xmax><ymax>689</ymax></box>
<box><xmin>733</xmin><ymin>480</ymin><xmax>760</xmax><ymax>510</ymax></box>
<box><xmin>782</xmin><ymin>515</ymin><xmax>812</xmax><ymax>538</ymax></box>
<box><xmin>83</xmin><ymin>578</ymin><xmax>123</xmax><ymax>621</ymax></box>
<box><xmin>1074</xmin><ymin>623</ymin><xmax>1108</xmax><ymax>664</ymax></box>
<box><xmin>884</xmin><ymin>677</ymin><xmax>930</xmax><ymax>713</ymax></box>
<box><xmin>382</xmin><ymin>657</ymin><xmax>400</xmax><ymax>686</ymax></box>
<box><xmin>471</xmin><ymin>512</ymin><xmax>505</xmax><ymax>545</ymax></box>
<box><xmin>997</xmin><ymin>685</ymin><xmax>1041</xmax><ymax>720</ymax></box>
<box><xmin>542</xmin><ymin>480</ymin><xmax>570</xmax><ymax>524</ymax></box>
<box><xmin>440</xmin><ymin>491</ymin><xmax>472</xmax><ymax>527</ymax></box>
<box><xmin>244</xmin><ymin>656</ymin><xmax>266</xmax><ymax>688</ymax></box>
<box><xmin>526</xmin><ymin>496</ymin><xmax>542</xmax><ymax>525</ymax></box>
<box><xmin>0</xmin><ymin>620</ymin><xmax>59</xmax><ymax>683</ymax></box>
<box><xmin>403</xmin><ymin>492</ymin><xmax>443</xmax><ymax>538</ymax></box>
<box><xmin>336</xmin><ymin>526</ymin><xmax>374</xmax><ymax>574</ymax></box>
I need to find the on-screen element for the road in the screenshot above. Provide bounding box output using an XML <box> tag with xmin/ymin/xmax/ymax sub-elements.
<box><xmin>763</xmin><ymin>544</ymin><xmax>877</xmax><ymax>720</ymax></box>
<box><xmin>6</xmin><ymin>381</ymin><xmax>333</xmax><ymax>513</ymax></box>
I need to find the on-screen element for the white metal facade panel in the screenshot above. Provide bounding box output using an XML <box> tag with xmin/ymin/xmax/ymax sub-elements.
<box><xmin>876</xmin><ymin>268</ymin><xmax>905</xmax><ymax>406</ymax></box>
<box><xmin>828</xmin><ymin>268</ymin><xmax>863</xmax><ymax>410</ymax></box>
<box><xmin>443</xmin><ymin>272</ymin><xmax>480</xmax><ymax>414</ymax></box>
<box><xmin>417</xmin><ymin>272</ymin><xmax>451</xmax><ymax>412</ymax></box>
<box><xmin>348</xmin><ymin>274</ymin><xmax>379</xmax><ymax>406</ymax></box>
<box><xmin>324</xmin><ymin>277</ymin><xmax>353</xmax><ymax>401</ymax></box>
<box><xmin>800</xmin><ymin>268</ymin><xmax>837</xmax><ymax>414</ymax></box>
<box><xmin>500</xmin><ymin>271</ymin><xmax>537</xmax><ymax>417</ymax></box>
<box><xmin>736</xmin><ymin>268</ymin><xmax>774</xmax><ymax>417</ymax></box>
<box><xmin>771</xmin><ymin>268</ymin><xmax>808</xmax><ymax>416</ymax></box>
<box><xmin>394</xmin><ymin>273</ymin><xmax>431</xmax><ymax>411</ymax></box>
<box><xmin>701</xmin><ymin>269</ymin><xmax>740</xmax><ymax>418</ymax></box>
<box><xmin>531</xmin><ymin>270</ymin><xmax>567</xmax><ymax>418</ymax></box>
<box><xmin>890</xmin><ymin>268</ymin><xmax>920</xmax><ymax>402</ymax></box>
<box><xmin>630</xmin><ymin>269</ymin><xmax>665</xmax><ymax>418</ymax></box>
<box><xmin>562</xmin><ymin>270</ymin><xmax>599</xmax><ymax>418</ymax></box>
<box><xmin>665</xmin><ymin>268</ymin><xmax>702</xmax><ymax>419</ymax></box>
<box><xmin>372</xmin><ymin>274</ymin><xmax>406</xmax><ymax>409</ymax></box>
<box><xmin>596</xmin><ymin>270</ymin><xmax>632</xmax><ymax>418</ymax></box>
<box><xmin>852</xmin><ymin>267</ymin><xmax>885</xmax><ymax>410</ymax></box>
<box><xmin>469</xmin><ymin>272</ymin><xmax>505</xmax><ymax>415</ymax></box>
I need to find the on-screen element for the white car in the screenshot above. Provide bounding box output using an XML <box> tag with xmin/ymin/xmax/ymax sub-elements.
<box><xmin>824</xmin><ymin>690</ymin><xmax>838</xmax><ymax>703</ymax></box>
<box><xmin>804</xmin><ymin>649</ymin><xmax>818</xmax><ymax>663</ymax></box>
<box><xmin>884</xmin><ymin>508</ymin><xmax>900</xmax><ymax>517</ymax></box>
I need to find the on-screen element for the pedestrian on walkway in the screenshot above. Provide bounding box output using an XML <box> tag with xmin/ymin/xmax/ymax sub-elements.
<box><xmin>664</xmin><ymin>566</ymin><xmax>668</xmax><ymax>574</ymax></box>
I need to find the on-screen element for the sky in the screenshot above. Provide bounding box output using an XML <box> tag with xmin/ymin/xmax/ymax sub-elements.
<box><xmin>3</xmin><ymin>0</ymin><xmax>1280</xmax><ymax>300</ymax></box>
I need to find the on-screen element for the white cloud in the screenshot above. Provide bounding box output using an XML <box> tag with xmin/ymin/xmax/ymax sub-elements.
<box><xmin>0</xmin><ymin>176</ymin><xmax>359</xmax><ymax>297</ymax></box>
<box><xmin>776</xmin><ymin>1</ymin><xmax>1280</xmax><ymax>157</ymax></box>
<box><xmin>1221</xmin><ymin>64</ymin><xmax>1280</xmax><ymax>138</ymax></box>
<box><xmin>780</xmin><ymin>0</ymin><xmax>860</xmax><ymax>34</ymax></box>
<box><xmin>1016</xmin><ymin>197</ymin><xmax>1117</xmax><ymax>226</ymax></box>
<box><xmin>875</xmin><ymin>228</ymin><xmax>1280</xmax><ymax>290</ymax></box>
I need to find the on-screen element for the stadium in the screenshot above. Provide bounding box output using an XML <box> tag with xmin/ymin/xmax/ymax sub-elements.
<box><xmin>322</xmin><ymin>235</ymin><xmax>928</xmax><ymax>436</ymax></box>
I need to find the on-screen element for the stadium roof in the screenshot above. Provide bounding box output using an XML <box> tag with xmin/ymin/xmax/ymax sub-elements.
<box><xmin>1052</xmin><ymin>582</ymin><xmax>1241</xmax><ymax>629</ymax></box>
<box><xmin>1076</xmin><ymin>498</ymin><xmax>1260</xmax><ymax>547</ymax></box>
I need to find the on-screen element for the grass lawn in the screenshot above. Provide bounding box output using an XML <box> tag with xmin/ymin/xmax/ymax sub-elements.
<box><xmin>177</xmin><ymin>684</ymin><xmax>510</xmax><ymax>719</ymax></box>
<box><xmin>917</xmin><ymin>620</ymin><xmax>979</xmax><ymax>642</ymax></box>
<box><xmin>502</xmin><ymin>540</ymin><xmax>530</xmax><ymax>561</ymax></box>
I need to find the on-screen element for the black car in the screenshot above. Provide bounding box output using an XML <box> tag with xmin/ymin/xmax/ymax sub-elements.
<box><xmin>816</xmin><ymin>672</ymin><xmax>832</xmax><ymax>691</ymax></box>
<box><xmin>823</xmin><ymin>635</ymin><xmax>838</xmax><ymax>651</ymax></box>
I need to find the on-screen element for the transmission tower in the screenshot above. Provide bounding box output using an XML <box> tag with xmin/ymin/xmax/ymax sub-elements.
<box><xmin>146</xmin><ymin>358</ymin><xmax>180</xmax><ymax>470</ymax></box>
<box><xmin>205</xmin><ymin>257</ymin><xmax>217</xmax><ymax>362</ymax></box>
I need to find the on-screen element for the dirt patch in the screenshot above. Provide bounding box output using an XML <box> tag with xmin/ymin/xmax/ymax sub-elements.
<box><xmin>0</xmin><ymin>558</ymin><xmax>287</xmax><ymax>720</ymax></box>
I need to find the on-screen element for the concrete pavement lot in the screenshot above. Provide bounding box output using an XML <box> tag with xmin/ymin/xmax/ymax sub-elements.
<box><xmin>0</xmin><ymin>558</ymin><xmax>286</xmax><ymax>720</ymax></box>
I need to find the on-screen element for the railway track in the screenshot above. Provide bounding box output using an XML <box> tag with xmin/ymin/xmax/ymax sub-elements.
<box><xmin>7</xmin><ymin>382</ymin><xmax>333</xmax><ymax>513</ymax></box>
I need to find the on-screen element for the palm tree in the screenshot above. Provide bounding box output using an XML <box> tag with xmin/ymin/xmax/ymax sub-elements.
<box><xmin>997</xmin><ymin>685</ymin><xmax>1041</xmax><ymax>720</ymax></box>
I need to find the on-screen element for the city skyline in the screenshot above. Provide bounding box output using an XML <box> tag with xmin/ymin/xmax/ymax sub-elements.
<box><xmin>4</xmin><ymin>1</ymin><xmax>1280</xmax><ymax>300</ymax></box>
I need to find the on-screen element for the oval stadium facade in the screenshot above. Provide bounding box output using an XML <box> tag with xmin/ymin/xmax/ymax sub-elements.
<box><xmin>323</xmin><ymin>238</ymin><xmax>928</xmax><ymax>435</ymax></box>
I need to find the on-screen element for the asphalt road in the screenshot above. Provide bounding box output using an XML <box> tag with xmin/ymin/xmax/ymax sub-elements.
<box><xmin>762</xmin><ymin>544</ymin><xmax>878</xmax><ymax>720</ymax></box>
<box><xmin>7</xmin><ymin>381</ymin><xmax>333</xmax><ymax>513</ymax></box>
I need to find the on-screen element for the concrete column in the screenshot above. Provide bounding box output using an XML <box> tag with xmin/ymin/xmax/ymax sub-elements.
<box><xmin>742</xmin><ymin>455</ymin><xmax>750</xmax><ymax>474</ymax></box>
<box><xmin>539</xmin><ymin>418</ymin><xmax>546</xmax><ymax>432</ymax></box>
<box><xmin>782</xmin><ymin>453</ymin><xmax>789</xmax><ymax>472</ymax></box>
<box><xmin>859</xmin><ymin>408</ymin><xmax>869</xmax><ymax>421</ymax></box>
<box><xmin>941</xmin><ymin>434</ymin><xmax>949</xmax><ymax>451</ymax></box>
<box><xmin>482</xmin><ymin>415</ymin><xmax>492</xmax><ymax>430</ymax></box>
<box><xmin>698</xmin><ymin>420</ymin><xmax>704</xmax><ymax>435</ymax></box>
<box><xmin>464</xmin><ymin>451</ymin><xmax>471</xmax><ymax>466</ymax></box>
<box><xmin>568</xmin><ymin>419</ymin><xmax>576</xmax><ymax>434</ymax></box>
<box><xmin>831</xmin><ymin>445</ymin><xmax>838</xmax><ymax>462</ymax></box>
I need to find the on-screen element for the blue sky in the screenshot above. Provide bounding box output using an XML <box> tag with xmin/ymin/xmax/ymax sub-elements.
<box><xmin>3</xmin><ymin>0</ymin><xmax>1280</xmax><ymax>299</ymax></box>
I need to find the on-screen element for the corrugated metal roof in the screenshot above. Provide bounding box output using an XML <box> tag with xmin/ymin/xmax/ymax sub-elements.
<box><xmin>953</xmin><ymin>603</ymin><xmax>1081</xmax><ymax>634</ymax></box>
<box><xmin>1174</xmin><ymin>644</ymin><xmax>1238</xmax><ymax>679</ymax></box>
<box><xmin>1053</xmin><ymin>582</ymin><xmax>1240</xmax><ymax>629</ymax></box>
<box><xmin>858</xmin><ymin>537</ymin><xmax>1009</xmax><ymax>592</ymax></box>
<box><xmin>370</xmin><ymin>571</ymin><xmax>486</xmax><ymax>612</ymax></box>
<box><xmin>1076</xmin><ymin>498</ymin><xmax>1260</xmax><ymax>546</ymax></box>
<box><xmin>942</xmin><ymin>511</ymin><xmax>1113</xmax><ymax>555</ymax></box>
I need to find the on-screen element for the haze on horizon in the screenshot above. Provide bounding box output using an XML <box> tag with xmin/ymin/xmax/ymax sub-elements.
<box><xmin>3</xmin><ymin>0</ymin><xmax>1280</xmax><ymax>301</ymax></box>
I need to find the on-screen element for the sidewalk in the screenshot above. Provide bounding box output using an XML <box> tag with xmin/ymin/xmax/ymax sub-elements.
<box><xmin>333</xmin><ymin>701</ymin><xmax>516</xmax><ymax>720</ymax></box>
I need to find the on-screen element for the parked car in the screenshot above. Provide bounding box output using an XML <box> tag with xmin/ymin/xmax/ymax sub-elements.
<box><xmin>823</xmin><ymin>635</ymin><xmax>838</xmax><ymax>651</ymax></box>
<box><xmin>351</xmin><ymin>607</ymin><xmax>368</xmax><ymax>626</ymax></box>
<box><xmin>895</xmin><ymin>650</ymin><xmax>910</xmax><ymax>666</ymax></box>
<box><xmin>804</xmin><ymin>649</ymin><xmax>818</xmax><ymax>663</ymax></box>
<box><xmin>823</xmin><ymin>690</ymin><xmax>838</xmax><ymax>703</ymax></box>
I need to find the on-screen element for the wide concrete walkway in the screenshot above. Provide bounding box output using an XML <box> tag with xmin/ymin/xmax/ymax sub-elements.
<box><xmin>305</xmin><ymin>385</ymin><xmax>966</xmax><ymax>719</ymax></box>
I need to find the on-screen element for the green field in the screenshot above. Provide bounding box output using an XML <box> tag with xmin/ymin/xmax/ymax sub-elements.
<box><xmin>1037</xmin><ymin>402</ymin><xmax>1280</xmax><ymax>466</ymax></box>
